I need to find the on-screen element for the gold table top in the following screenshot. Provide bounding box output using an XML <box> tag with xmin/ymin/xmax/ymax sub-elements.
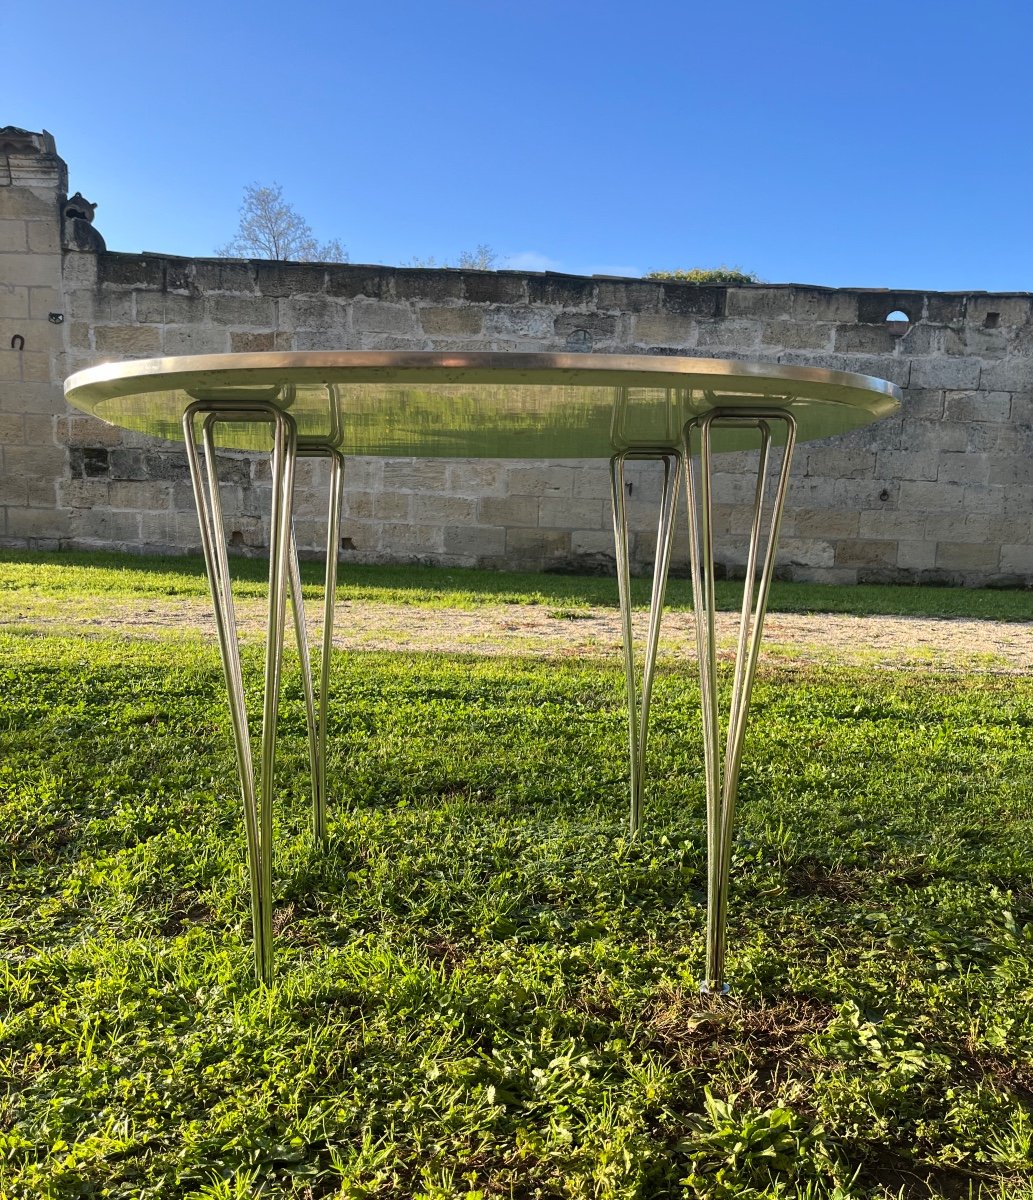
<box><xmin>64</xmin><ymin>351</ymin><xmax>902</xmax><ymax>456</ymax></box>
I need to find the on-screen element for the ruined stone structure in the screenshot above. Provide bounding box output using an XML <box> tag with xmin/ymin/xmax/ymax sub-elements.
<box><xmin>2</xmin><ymin>127</ymin><xmax>1032</xmax><ymax>584</ymax></box>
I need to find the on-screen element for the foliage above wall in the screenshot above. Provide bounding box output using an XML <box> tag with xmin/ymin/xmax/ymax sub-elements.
<box><xmin>646</xmin><ymin>267</ymin><xmax>761</xmax><ymax>284</ymax></box>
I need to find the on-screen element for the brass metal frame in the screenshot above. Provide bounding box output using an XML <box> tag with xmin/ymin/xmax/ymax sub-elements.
<box><xmin>182</xmin><ymin>401</ymin><xmax>342</xmax><ymax>983</ymax></box>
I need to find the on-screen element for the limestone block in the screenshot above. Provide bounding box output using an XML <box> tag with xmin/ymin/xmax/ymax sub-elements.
<box><xmin>0</xmin><ymin>253</ymin><xmax>61</xmax><ymax>287</ymax></box>
<box><xmin>419</xmin><ymin>306</ymin><xmax>484</xmax><ymax>335</ymax></box>
<box><xmin>900</xmin><ymin>389</ymin><xmax>945</xmax><ymax>419</ymax></box>
<box><xmin>139</xmin><ymin>510</ymin><xmax>204</xmax><ymax>551</ymax></box>
<box><xmin>108</xmin><ymin>481</ymin><xmax>172</xmax><ymax>510</ymax></box>
<box><xmin>696</xmin><ymin>320</ymin><xmax>762</xmax><ymax>350</ymax></box>
<box><xmin>3</xmin><ymin>444</ymin><xmax>65</xmax><ymax>478</ymax></box>
<box><xmin>230</xmin><ymin>331</ymin><xmax>276</xmax><ymax>352</ymax></box>
<box><xmin>760</xmin><ymin>321</ymin><xmax>833</xmax><ymax>350</ymax></box>
<box><xmin>27</xmin><ymin>219</ymin><xmax>61</xmax><ymax>255</ymax></box>
<box><xmin>937</xmin><ymin>453</ymin><xmax>990</xmax><ymax>485</ymax></box>
<box><xmin>163</xmin><ymin>325</ymin><xmax>230</xmax><ymax>355</ymax></box>
<box><xmin>631</xmin><ymin>311</ymin><xmax>697</xmax><ymax>346</ymax></box>
<box><xmin>900</xmin><ymin>419</ymin><xmax>967</xmax><ymax>453</ymax></box>
<box><xmin>1008</xmin><ymin>394</ymin><xmax>1033</xmax><ymax>428</ymax></box>
<box><xmin>377</xmin><ymin>522</ymin><xmax>443</xmax><ymax>552</ymax></box>
<box><xmin>909</xmin><ymin>357</ymin><xmax>981</xmax><ymax>390</ymax></box>
<box><xmin>935</xmin><ymin>541</ymin><xmax>998</xmax><ymax>569</ymax></box>
<box><xmin>0</xmin><ymin>285</ymin><xmax>29</xmax><ymax>319</ymax></box>
<box><xmin>0</xmin><ymin>413</ymin><xmax>23</xmax><ymax>441</ymax></box>
<box><xmin>381</xmin><ymin>460</ymin><xmax>448</xmax><ymax>490</ymax></box>
<box><xmin>594</xmin><ymin>280</ymin><xmax>661</xmax><ymax>313</ymax></box>
<box><xmin>945</xmin><ymin>388</ymin><xmax>1007</xmax><ymax>427</ymax></box>
<box><xmin>94</xmin><ymin>325</ymin><xmax>162</xmax><ymax>355</ymax></box>
<box><xmin>478</xmin><ymin>495</ymin><xmax>539</xmax><ymax>527</ymax></box>
<box><xmin>792</xmin><ymin>289</ymin><xmax>859</xmax><ymax>323</ymax></box>
<box><xmin>206</xmin><ymin>295</ymin><xmax>277</xmax><ymax>327</ymax></box>
<box><xmin>60</xmin><ymin>252</ymin><xmax>98</xmax><ymax>287</ymax></box>
<box><xmin>134</xmin><ymin>292</ymin><xmax>205</xmax><ymax>324</ymax></box>
<box><xmin>253</xmin><ymin>262</ymin><xmax>327</xmax><ymax>298</ymax></box>
<box><xmin>804</xmin><ymin>448</ymin><xmax>876</xmax><ymax>479</ymax></box>
<box><xmin>777</xmin><ymin>537</ymin><xmax>835</xmax><ymax>568</ymax></box>
<box><xmin>659</xmin><ymin>284</ymin><xmax>723</xmax><ymax>318</ymax></box>
<box><xmin>858</xmin><ymin>508</ymin><xmax>925</xmax><ymax>538</ymax></box>
<box><xmin>23</xmin><ymin>413</ymin><xmax>55</xmax><ymax>446</ymax></box>
<box><xmin>895</xmin><ymin>539</ymin><xmax>937</xmax><ymax>570</ymax></box>
<box><xmin>572</xmin><ymin>468</ymin><xmax>614</xmax><ymax>500</ymax></box>
<box><xmin>27</xmin><ymin>286</ymin><xmax>61</xmax><ymax>321</ymax></box>
<box><xmin>483</xmin><ymin>306</ymin><xmax>554</xmax><ymax>339</ymax></box>
<box><xmin>539</xmin><ymin>497</ymin><xmax>602</xmax><ymax>529</ymax></box>
<box><xmin>463</xmin><ymin>274</ymin><xmax>527</xmax><ymax>305</ymax></box>
<box><xmin>967</xmin><ymin>296</ymin><xmax>1032</xmax><ymax>327</ymax></box>
<box><xmin>0</xmin><ymin>477</ymin><xmax>28</xmax><ymax>504</ymax></box>
<box><xmin>443</xmin><ymin>525</ymin><xmax>507</xmax><ymax>558</ymax></box>
<box><xmin>974</xmin><ymin>484</ymin><xmax>1033</xmax><ymax>516</ymax></box>
<box><xmin>446</xmin><ymin>462</ymin><xmax>507</xmax><ymax>495</ymax></box>
<box><xmin>1000</xmin><ymin>544</ymin><xmax>1033</xmax><ymax>573</ymax></box>
<box><xmin>571</xmin><ymin>530</ymin><xmax>615</xmax><ymax>558</ymax></box>
<box><xmin>554</xmin><ymin>312</ymin><xmax>618</xmax><ymax>342</ymax></box>
<box><xmin>875</xmin><ymin>449</ymin><xmax>937</xmax><ymax>482</ymax></box>
<box><xmin>350</xmin><ymin>300</ymin><xmax>416</xmax><ymax>334</ymax></box>
<box><xmin>506</xmin><ymin>464</ymin><xmax>574</xmax><ymax>496</ymax></box>
<box><xmin>898</xmin><ymin>480</ymin><xmax>965</xmax><ymax>511</ymax></box>
<box><xmin>392</xmin><ymin>270</ymin><xmax>463</xmax><ymax>302</ymax></box>
<box><xmin>924</xmin><ymin>513</ymin><xmax>990</xmax><ymax>542</ymax></box>
<box><xmin>371</xmin><ymin>491</ymin><xmax>412</xmax><ymax>520</ymax></box>
<box><xmin>834</xmin><ymin>324</ymin><xmax>898</xmax><ymax>354</ymax></box>
<box><xmin>0</xmin><ymin>380</ymin><xmax>64</xmax><ymax>414</ymax></box>
<box><xmin>834</xmin><ymin>539</ymin><xmax>897</xmax><ymax>567</ymax></box>
<box><xmin>787</xmin><ymin>509</ymin><xmax>860</xmax><ymax>538</ymax></box>
<box><xmin>0</xmin><ymin>219</ymin><xmax>27</xmax><ymax>252</ymax></box>
<box><xmin>343</xmin><ymin>490</ymin><xmax>374</xmax><ymax>519</ymax></box>
<box><xmin>525</xmin><ymin>275</ymin><xmax>594</xmax><ymax>308</ymax></box>
<box><xmin>988</xmin><ymin>457</ymin><xmax>1033</xmax><ymax>487</ymax></box>
<box><xmin>6</xmin><ymin>506</ymin><xmax>71</xmax><ymax>540</ymax></box>
<box><xmin>722</xmin><ymin>288</ymin><xmax>791</xmax><ymax>319</ymax></box>
<box><xmin>505</xmin><ymin>528</ymin><xmax>571</xmax><ymax>558</ymax></box>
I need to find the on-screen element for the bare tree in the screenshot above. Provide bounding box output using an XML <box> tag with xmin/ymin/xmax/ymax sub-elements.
<box><xmin>217</xmin><ymin>183</ymin><xmax>347</xmax><ymax>262</ymax></box>
<box><xmin>405</xmin><ymin>244</ymin><xmax>498</xmax><ymax>270</ymax></box>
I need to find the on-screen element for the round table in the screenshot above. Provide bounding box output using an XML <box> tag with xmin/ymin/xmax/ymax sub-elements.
<box><xmin>65</xmin><ymin>351</ymin><xmax>902</xmax><ymax>989</ymax></box>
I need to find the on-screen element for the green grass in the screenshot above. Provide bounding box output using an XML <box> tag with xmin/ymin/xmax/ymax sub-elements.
<box><xmin>2</xmin><ymin>580</ymin><xmax>1033</xmax><ymax>1197</ymax></box>
<box><xmin>1</xmin><ymin>548</ymin><xmax>1032</xmax><ymax>619</ymax></box>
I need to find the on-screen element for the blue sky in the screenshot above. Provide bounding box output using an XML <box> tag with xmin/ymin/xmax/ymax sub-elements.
<box><xmin>7</xmin><ymin>1</ymin><xmax>1033</xmax><ymax>291</ymax></box>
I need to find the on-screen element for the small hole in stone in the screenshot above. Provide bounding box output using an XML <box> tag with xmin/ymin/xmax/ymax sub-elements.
<box><xmin>229</xmin><ymin>530</ymin><xmax>244</xmax><ymax>547</ymax></box>
<box><xmin>879</xmin><ymin>489</ymin><xmax>890</xmax><ymax>502</ymax></box>
<box><xmin>984</xmin><ymin>312</ymin><xmax>1000</xmax><ymax>329</ymax></box>
<box><xmin>885</xmin><ymin>309</ymin><xmax>910</xmax><ymax>336</ymax></box>
<box><xmin>341</xmin><ymin>537</ymin><xmax>355</xmax><ymax>551</ymax></box>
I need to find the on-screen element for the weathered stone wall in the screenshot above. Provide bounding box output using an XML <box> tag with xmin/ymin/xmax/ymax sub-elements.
<box><xmin>3</xmin><ymin>128</ymin><xmax>1033</xmax><ymax>585</ymax></box>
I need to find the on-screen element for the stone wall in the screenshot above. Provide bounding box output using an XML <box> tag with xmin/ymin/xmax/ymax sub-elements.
<box><xmin>3</xmin><ymin>128</ymin><xmax>1033</xmax><ymax>585</ymax></box>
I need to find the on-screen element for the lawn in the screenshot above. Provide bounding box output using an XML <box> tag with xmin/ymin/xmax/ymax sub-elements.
<box><xmin>1</xmin><ymin>554</ymin><xmax>1032</xmax><ymax>1198</ymax></box>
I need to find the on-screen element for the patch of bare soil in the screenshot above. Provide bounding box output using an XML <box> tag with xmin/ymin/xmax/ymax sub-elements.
<box><xmin>5</xmin><ymin>596</ymin><xmax>1032</xmax><ymax>673</ymax></box>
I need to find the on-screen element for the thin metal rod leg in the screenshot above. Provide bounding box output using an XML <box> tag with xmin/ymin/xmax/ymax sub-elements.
<box><xmin>183</xmin><ymin>402</ymin><xmax>297</xmax><ymax>986</ymax></box>
<box><xmin>610</xmin><ymin>450</ymin><xmax>683</xmax><ymax>836</ymax></box>
<box><xmin>288</xmin><ymin>447</ymin><xmax>345</xmax><ymax>848</ymax></box>
<box><xmin>683</xmin><ymin>410</ymin><xmax>797</xmax><ymax>995</ymax></box>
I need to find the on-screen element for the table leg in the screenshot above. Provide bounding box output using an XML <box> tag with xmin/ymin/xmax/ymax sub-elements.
<box><xmin>610</xmin><ymin>450</ymin><xmax>683</xmax><ymax>836</ymax></box>
<box><xmin>287</xmin><ymin>447</ymin><xmax>345</xmax><ymax>848</ymax></box>
<box><xmin>682</xmin><ymin>408</ymin><xmax>797</xmax><ymax>994</ymax></box>
<box><xmin>183</xmin><ymin>401</ymin><xmax>298</xmax><ymax>985</ymax></box>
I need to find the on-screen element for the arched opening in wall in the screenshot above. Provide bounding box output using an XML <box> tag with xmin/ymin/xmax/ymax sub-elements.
<box><xmin>885</xmin><ymin>308</ymin><xmax>910</xmax><ymax>337</ymax></box>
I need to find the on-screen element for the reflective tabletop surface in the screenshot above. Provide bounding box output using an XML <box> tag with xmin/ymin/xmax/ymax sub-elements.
<box><xmin>64</xmin><ymin>351</ymin><xmax>902</xmax><ymax>456</ymax></box>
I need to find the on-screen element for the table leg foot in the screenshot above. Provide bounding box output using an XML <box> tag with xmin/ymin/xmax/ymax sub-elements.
<box><xmin>683</xmin><ymin>408</ymin><xmax>797</xmax><ymax>994</ymax></box>
<box><xmin>183</xmin><ymin>401</ymin><xmax>298</xmax><ymax>986</ymax></box>
<box><xmin>610</xmin><ymin>450</ymin><xmax>682</xmax><ymax>837</ymax></box>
